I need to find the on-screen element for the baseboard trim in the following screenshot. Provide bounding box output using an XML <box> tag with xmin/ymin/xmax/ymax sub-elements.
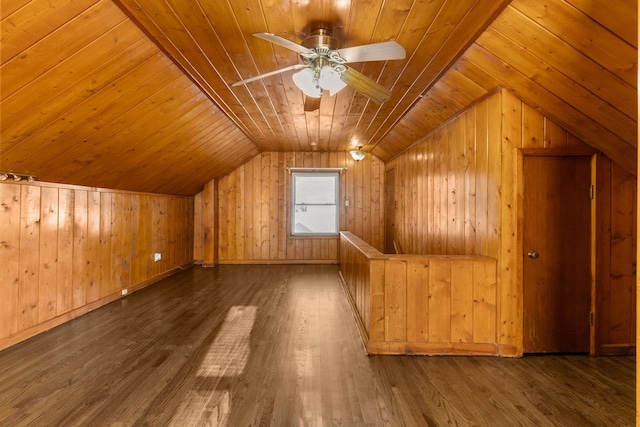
<box><xmin>218</xmin><ymin>259</ymin><xmax>339</xmax><ymax>265</ymax></box>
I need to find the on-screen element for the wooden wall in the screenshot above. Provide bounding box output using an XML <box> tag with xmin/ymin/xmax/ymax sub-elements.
<box><xmin>386</xmin><ymin>92</ymin><xmax>502</xmax><ymax>257</ymax></box>
<box><xmin>209</xmin><ymin>151</ymin><xmax>385</xmax><ymax>263</ymax></box>
<box><xmin>387</xmin><ymin>89</ymin><xmax>636</xmax><ymax>355</ymax></box>
<box><xmin>339</xmin><ymin>231</ymin><xmax>498</xmax><ymax>355</ymax></box>
<box><xmin>595</xmin><ymin>157</ymin><xmax>637</xmax><ymax>354</ymax></box>
<box><xmin>0</xmin><ymin>181</ymin><xmax>194</xmax><ymax>350</ymax></box>
<box><xmin>193</xmin><ymin>179</ymin><xmax>218</xmax><ymax>266</ymax></box>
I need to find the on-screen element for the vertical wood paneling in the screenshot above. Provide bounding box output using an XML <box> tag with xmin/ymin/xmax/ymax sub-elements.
<box><xmin>499</xmin><ymin>90</ymin><xmax>521</xmax><ymax>354</ymax></box>
<box><xmin>39</xmin><ymin>187</ymin><xmax>58</xmax><ymax>322</ymax></box>
<box><xmin>261</xmin><ymin>154</ymin><xmax>271</xmax><ymax>260</ymax></box>
<box><xmin>429</xmin><ymin>261</ymin><xmax>451</xmax><ymax>342</ymax></box>
<box><xmin>238</xmin><ymin>167</ymin><xmax>246</xmax><ymax>260</ymax></box>
<box><xmin>522</xmin><ymin>104</ymin><xmax>545</xmax><ymax>148</ymax></box>
<box><xmin>406</xmin><ymin>260</ymin><xmax>429</xmax><ymax>342</ymax></box>
<box><xmin>202</xmin><ymin>179</ymin><xmax>216</xmax><ymax>266</ymax></box>
<box><xmin>153</xmin><ymin>196</ymin><xmax>168</xmax><ymax>277</ymax></box>
<box><xmin>228</xmin><ymin>171</ymin><xmax>238</xmax><ymax>259</ymax></box>
<box><xmin>486</xmin><ymin>93</ymin><xmax>502</xmax><ymax>259</ymax></box>
<box><xmin>0</xmin><ymin>181</ymin><xmax>194</xmax><ymax>349</ymax></box>
<box><xmin>86</xmin><ymin>191</ymin><xmax>101</xmax><ymax>303</ymax></box>
<box><xmin>111</xmin><ymin>193</ymin><xmax>124</xmax><ymax>293</ymax></box>
<box><xmin>596</xmin><ymin>158</ymin><xmax>637</xmax><ymax>354</ymax></box>
<box><xmin>369</xmin><ymin>259</ymin><xmax>386</xmax><ymax>342</ymax></box>
<box><xmin>193</xmin><ymin>192</ymin><xmax>203</xmax><ymax>261</ymax></box>
<box><xmin>278</xmin><ymin>153</ymin><xmax>287</xmax><ymax>260</ymax></box>
<box><xmin>607</xmin><ymin>164</ymin><xmax>636</xmax><ymax>345</ymax></box>
<box><xmin>385</xmin><ymin>89</ymin><xmax>634</xmax><ymax>356</ymax></box>
<box><xmin>269</xmin><ymin>153</ymin><xmax>279</xmax><ymax>259</ymax></box>
<box><xmin>57</xmin><ymin>189</ymin><xmax>74</xmax><ymax>315</ymax></box>
<box><xmin>473</xmin><ymin>260</ymin><xmax>498</xmax><ymax>343</ymax></box>
<box><xmin>99</xmin><ymin>192</ymin><xmax>112</xmax><ymax>299</ymax></box>
<box><xmin>218</xmin><ymin>174</ymin><xmax>229</xmax><ymax>259</ymax></box>
<box><xmin>464</xmin><ymin>109</ymin><xmax>477</xmax><ymax>254</ymax></box>
<box><xmin>72</xmin><ymin>190</ymin><xmax>87</xmax><ymax>309</ymax></box>
<box><xmin>244</xmin><ymin>162</ymin><xmax>255</xmax><ymax>260</ymax></box>
<box><xmin>252</xmin><ymin>157</ymin><xmax>262</xmax><ymax>258</ymax></box>
<box><xmin>545</xmin><ymin>117</ymin><xmax>568</xmax><ymax>148</ymax></box>
<box><xmin>384</xmin><ymin>258</ymin><xmax>407</xmax><ymax>342</ymax></box>
<box><xmin>451</xmin><ymin>261</ymin><xmax>474</xmax><ymax>343</ymax></box>
<box><xmin>475</xmin><ymin>100</ymin><xmax>489</xmax><ymax>256</ymax></box>
<box><xmin>370</xmin><ymin>156</ymin><xmax>383</xmax><ymax>252</ymax></box>
<box><xmin>214</xmin><ymin>152</ymin><xmax>385</xmax><ymax>263</ymax></box>
<box><xmin>0</xmin><ymin>184</ymin><xmax>21</xmax><ymax>338</ymax></box>
<box><xmin>340</xmin><ymin>232</ymin><xmax>499</xmax><ymax>355</ymax></box>
<box><xmin>129</xmin><ymin>195</ymin><xmax>140</xmax><ymax>285</ymax></box>
<box><xmin>18</xmin><ymin>185</ymin><xmax>40</xmax><ymax>330</ymax></box>
<box><xmin>387</xmin><ymin>93</ymin><xmax>502</xmax><ymax>259</ymax></box>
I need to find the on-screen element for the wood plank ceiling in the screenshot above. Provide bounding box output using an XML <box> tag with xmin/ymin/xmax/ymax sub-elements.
<box><xmin>1</xmin><ymin>0</ymin><xmax>636</xmax><ymax>195</ymax></box>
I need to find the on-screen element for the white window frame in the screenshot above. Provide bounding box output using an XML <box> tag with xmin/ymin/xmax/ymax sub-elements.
<box><xmin>290</xmin><ymin>171</ymin><xmax>340</xmax><ymax>236</ymax></box>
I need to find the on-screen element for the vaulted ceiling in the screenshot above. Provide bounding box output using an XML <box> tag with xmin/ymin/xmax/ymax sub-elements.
<box><xmin>1</xmin><ymin>0</ymin><xmax>637</xmax><ymax>195</ymax></box>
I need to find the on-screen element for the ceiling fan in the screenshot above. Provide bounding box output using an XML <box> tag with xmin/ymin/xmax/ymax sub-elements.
<box><xmin>232</xmin><ymin>29</ymin><xmax>406</xmax><ymax>111</ymax></box>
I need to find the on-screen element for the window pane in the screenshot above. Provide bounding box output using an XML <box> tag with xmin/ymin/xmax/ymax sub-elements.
<box><xmin>293</xmin><ymin>205</ymin><xmax>337</xmax><ymax>233</ymax></box>
<box><xmin>294</xmin><ymin>176</ymin><xmax>336</xmax><ymax>204</ymax></box>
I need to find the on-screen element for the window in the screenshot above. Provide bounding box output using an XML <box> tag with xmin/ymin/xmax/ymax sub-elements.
<box><xmin>291</xmin><ymin>171</ymin><xmax>339</xmax><ymax>236</ymax></box>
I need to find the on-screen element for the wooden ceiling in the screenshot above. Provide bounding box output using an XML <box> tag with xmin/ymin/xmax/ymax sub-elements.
<box><xmin>1</xmin><ymin>0</ymin><xmax>636</xmax><ymax>195</ymax></box>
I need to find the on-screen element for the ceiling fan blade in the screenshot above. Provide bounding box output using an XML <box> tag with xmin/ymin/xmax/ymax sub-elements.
<box><xmin>304</xmin><ymin>95</ymin><xmax>321</xmax><ymax>112</ymax></box>
<box><xmin>232</xmin><ymin>64</ymin><xmax>307</xmax><ymax>86</ymax></box>
<box><xmin>336</xmin><ymin>41</ymin><xmax>406</xmax><ymax>63</ymax></box>
<box><xmin>340</xmin><ymin>66</ymin><xmax>391</xmax><ymax>103</ymax></box>
<box><xmin>253</xmin><ymin>32</ymin><xmax>314</xmax><ymax>55</ymax></box>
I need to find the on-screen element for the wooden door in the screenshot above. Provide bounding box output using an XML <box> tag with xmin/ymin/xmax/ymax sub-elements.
<box><xmin>523</xmin><ymin>156</ymin><xmax>591</xmax><ymax>353</ymax></box>
<box><xmin>384</xmin><ymin>168</ymin><xmax>396</xmax><ymax>254</ymax></box>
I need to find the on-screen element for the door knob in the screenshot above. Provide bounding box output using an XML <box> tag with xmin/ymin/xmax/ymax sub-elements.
<box><xmin>527</xmin><ymin>251</ymin><xmax>539</xmax><ymax>259</ymax></box>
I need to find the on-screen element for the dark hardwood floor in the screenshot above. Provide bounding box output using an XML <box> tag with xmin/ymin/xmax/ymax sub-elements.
<box><xmin>0</xmin><ymin>265</ymin><xmax>634</xmax><ymax>426</ymax></box>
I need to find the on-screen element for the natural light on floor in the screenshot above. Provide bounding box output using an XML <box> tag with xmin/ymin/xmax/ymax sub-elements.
<box><xmin>169</xmin><ymin>306</ymin><xmax>257</xmax><ymax>426</ymax></box>
<box><xmin>197</xmin><ymin>305</ymin><xmax>257</xmax><ymax>378</ymax></box>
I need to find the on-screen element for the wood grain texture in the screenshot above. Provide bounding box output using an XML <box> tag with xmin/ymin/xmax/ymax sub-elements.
<box><xmin>595</xmin><ymin>157</ymin><xmax>637</xmax><ymax>355</ymax></box>
<box><xmin>3</xmin><ymin>0</ymin><xmax>635</xmax><ymax>197</ymax></box>
<box><xmin>0</xmin><ymin>181</ymin><xmax>194</xmax><ymax>350</ymax></box>
<box><xmin>0</xmin><ymin>264</ymin><xmax>632</xmax><ymax>426</ymax></box>
<box><xmin>387</xmin><ymin>89</ymin><xmax>636</xmax><ymax>356</ymax></box>
<box><xmin>210</xmin><ymin>151</ymin><xmax>385</xmax><ymax>263</ymax></box>
<box><xmin>340</xmin><ymin>232</ymin><xmax>498</xmax><ymax>355</ymax></box>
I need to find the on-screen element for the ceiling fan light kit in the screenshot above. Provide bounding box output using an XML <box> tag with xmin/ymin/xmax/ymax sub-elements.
<box><xmin>293</xmin><ymin>65</ymin><xmax>348</xmax><ymax>98</ymax></box>
<box><xmin>318</xmin><ymin>66</ymin><xmax>347</xmax><ymax>95</ymax></box>
<box><xmin>292</xmin><ymin>68</ymin><xmax>322</xmax><ymax>98</ymax></box>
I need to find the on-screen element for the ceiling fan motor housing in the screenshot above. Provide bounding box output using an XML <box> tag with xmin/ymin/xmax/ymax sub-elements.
<box><xmin>301</xmin><ymin>28</ymin><xmax>341</xmax><ymax>50</ymax></box>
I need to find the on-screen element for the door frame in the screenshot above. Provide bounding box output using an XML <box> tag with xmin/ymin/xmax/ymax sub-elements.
<box><xmin>518</xmin><ymin>147</ymin><xmax>598</xmax><ymax>355</ymax></box>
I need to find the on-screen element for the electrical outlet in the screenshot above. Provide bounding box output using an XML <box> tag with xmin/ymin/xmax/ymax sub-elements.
<box><xmin>154</xmin><ymin>252</ymin><xmax>162</xmax><ymax>262</ymax></box>
<box><xmin>121</xmin><ymin>288</ymin><xmax>128</xmax><ymax>296</ymax></box>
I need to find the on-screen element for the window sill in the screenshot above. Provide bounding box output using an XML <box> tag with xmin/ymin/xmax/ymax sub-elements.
<box><xmin>288</xmin><ymin>234</ymin><xmax>339</xmax><ymax>239</ymax></box>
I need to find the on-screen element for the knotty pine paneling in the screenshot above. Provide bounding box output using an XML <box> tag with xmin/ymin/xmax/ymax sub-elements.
<box><xmin>340</xmin><ymin>232</ymin><xmax>498</xmax><ymax>356</ymax></box>
<box><xmin>595</xmin><ymin>157</ymin><xmax>637</xmax><ymax>355</ymax></box>
<box><xmin>338</xmin><ymin>232</ymin><xmax>386</xmax><ymax>342</ymax></box>
<box><xmin>387</xmin><ymin>92</ymin><xmax>502</xmax><ymax>258</ymax></box>
<box><xmin>0</xmin><ymin>181</ymin><xmax>194</xmax><ymax>350</ymax></box>
<box><xmin>209</xmin><ymin>152</ymin><xmax>385</xmax><ymax>263</ymax></box>
<box><xmin>387</xmin><ymin>89</ymin><xmax>636</xmax><ymax>355</ymax></box>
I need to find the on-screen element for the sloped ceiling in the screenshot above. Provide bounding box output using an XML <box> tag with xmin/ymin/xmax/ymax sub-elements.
<box><xmin>1</xmin><ymin>0</ymin><xmax>636</xmax><ymax>196</ymax></box>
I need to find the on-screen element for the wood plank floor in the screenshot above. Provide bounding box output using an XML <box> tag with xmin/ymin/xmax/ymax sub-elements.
<box><xmin>0</xmin><ymin>265</ymin><xmax>634</xmax><ymax>426</ymax></box>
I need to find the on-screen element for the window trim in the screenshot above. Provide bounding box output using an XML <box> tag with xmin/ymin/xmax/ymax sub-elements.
<box><xmin>290</xmin><ymin>171</ymin><xmax>340</xmax><ymax>237</ymax></box>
